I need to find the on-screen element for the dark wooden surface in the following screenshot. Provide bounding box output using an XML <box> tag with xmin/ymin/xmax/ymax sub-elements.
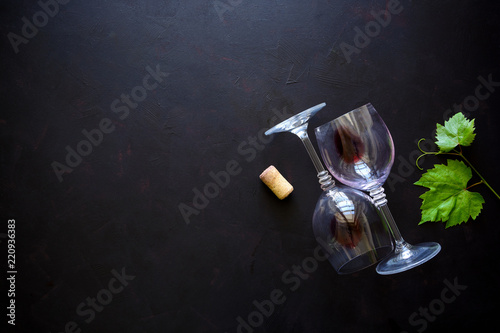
<box><xmin>2</xmin><ymin>0</ymin><xmax>500</xmax><ymax>332</ymax></box>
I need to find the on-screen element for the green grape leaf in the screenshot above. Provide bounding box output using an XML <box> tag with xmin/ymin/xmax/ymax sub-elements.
<box><xmin>435</xmin><ymin>112</ymin><xmax>476</xmax><ymax>152</ymax></box>
<box><xmin>414</xmin><ymin>159</ymin><xmax>485</xmax><ymax>228</ymax></box>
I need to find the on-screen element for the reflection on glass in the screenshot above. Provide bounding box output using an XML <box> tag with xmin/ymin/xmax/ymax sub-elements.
<box><xmin>353</xmin><ymin>159</ymin><xmax>376</xmax><ymax>183</ymax></box>
<box><xmin>327</xmin><ymin>190</ymin><xmax>360</xmax><ymax>248</ymax></box>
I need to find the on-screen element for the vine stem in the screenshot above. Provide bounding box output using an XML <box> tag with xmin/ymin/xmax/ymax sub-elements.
<box><xmin>416</xmin><ymin>139</ymin><xmax>500</xmax><ymax>200</ymax></box>
<box><xmin>466</xmin><ymin>180</ymin><xmax>484</xmax><ymax>191</ymax></box>
<box><xmin>459</xmin><ymin>154</ymin><xmax>500</xmax><ymax>200</ymax></box>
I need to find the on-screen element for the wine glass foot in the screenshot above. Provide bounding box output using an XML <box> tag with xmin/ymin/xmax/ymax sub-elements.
<box><xmin>376</xmin><ymin>241</ymin><xmax>441</xmax><ymax>275</ymax></box>
<box><xmin>265</xmin><ymin>103</ymin><xmax>326</xmax><ymax>136</ymax></box>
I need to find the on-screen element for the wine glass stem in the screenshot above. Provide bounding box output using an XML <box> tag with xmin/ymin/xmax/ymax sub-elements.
<box><xmin>379</xmin><ymin>204</ymin><xmax>404</xmax><ymax>245</ymax></box>
<box><xmin>289</xmin><ymin>123</ymin><xmax>335</xmax><ymax>191</ymax></box>
<box><xmin>370</xmin><ymin>187</ymin><xmax>406</xmax><ymax>251</ymax></box>
<box><xmin>295</xmin><ymin>127</ymin><xmax>326</xmax><ymax>174</ymax></box>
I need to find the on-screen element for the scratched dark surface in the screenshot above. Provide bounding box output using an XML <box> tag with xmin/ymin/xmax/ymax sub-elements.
<box><xmin>1</xmin><ymin>0</ymin><xmax>500</xmax><ymax>332</ymax></box>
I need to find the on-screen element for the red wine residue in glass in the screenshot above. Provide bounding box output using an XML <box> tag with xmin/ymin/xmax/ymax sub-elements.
<box><xmin>330</xmin><ymin>215</ymin><xmax>362</xmax><ymax>248</ymax></box>
<box><xmin>333</xmin><ymin>127</ymin><xmax>364</xmax><ymax>164</ymax></box>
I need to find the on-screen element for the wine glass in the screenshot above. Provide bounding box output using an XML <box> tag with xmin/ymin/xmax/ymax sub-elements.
<box><xmin>265</xmin><ymin>103</ymin><xmax>393</xmax><ymax>274</ymax></box>
<box><xmin>315</xmin><ymin>103</ymin><xmax>441</xmax><ymax>275</ymax></box>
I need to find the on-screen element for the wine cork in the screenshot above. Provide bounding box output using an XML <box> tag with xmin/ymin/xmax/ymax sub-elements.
<box><xmin>259</xmin><ymin>165</ymin><xmax>293</xmax><ymax>199</ymax></box>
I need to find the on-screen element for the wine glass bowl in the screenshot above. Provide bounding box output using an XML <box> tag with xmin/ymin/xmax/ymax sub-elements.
<box><xmin>312</xmin><ymin>185</ymin><xmax>393</xmax><ymax>274</ymax></box>
<box><xmin>315</xmin><ymin>104</ymin><xmax>394</xmax><ymax>191</ymax></box>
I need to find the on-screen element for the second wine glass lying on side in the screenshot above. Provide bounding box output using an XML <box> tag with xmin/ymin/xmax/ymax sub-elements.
<box><xmin>315</xmin><ymin>103</ymin><xmax>441</xmax><ymax>275</ymax></box>
<box><xmin>265</xmin><ymin>103</ymin><xmax>393</xmax><ymax>274</ymax></box>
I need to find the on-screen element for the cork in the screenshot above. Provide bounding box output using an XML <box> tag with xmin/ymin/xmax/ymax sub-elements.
<box><xmin>259</xmin><ymin>165</ymin><xmax>293</xmax><ymax>200</ymax></box>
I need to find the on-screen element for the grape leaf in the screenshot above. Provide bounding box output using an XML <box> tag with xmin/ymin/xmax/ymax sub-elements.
<box><xmin>435</xmin><ymin>112</ymin><xmax>476</xmax><ymax>152</ymax></box>
<box><xmin>414</xmin><ymin>159</ymin><xmax>485</xmax><ymax>228</ymax></box>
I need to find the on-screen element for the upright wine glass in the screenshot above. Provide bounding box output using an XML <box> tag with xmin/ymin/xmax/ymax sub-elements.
<box><xmin>315</xmin><ymin>103</ymin><xmax>441</xmax><ymax>275</ymax></box>
<box><xmin>265</xmin><ymin>103</ymin><xmax>393</xmax><ymax>274</ymax></box>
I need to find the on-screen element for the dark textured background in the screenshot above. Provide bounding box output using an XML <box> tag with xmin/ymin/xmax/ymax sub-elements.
<box><xmin>1</xmin><ymin>0</ymin><xmax>500</xmax><ymax>332</ymax></box>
